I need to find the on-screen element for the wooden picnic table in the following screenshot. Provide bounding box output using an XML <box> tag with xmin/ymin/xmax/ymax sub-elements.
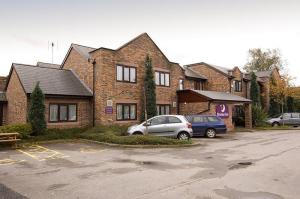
<box><xmin>0</xmin><ymin>132</ymin><xmax>20</xmax><ymax>148</ymax></box>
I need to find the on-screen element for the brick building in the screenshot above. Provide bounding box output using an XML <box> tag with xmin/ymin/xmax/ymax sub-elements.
<box><xmin>0</xmin><ymin>33</ymin><xmax>258</xmax><ymax>130</ymax></box>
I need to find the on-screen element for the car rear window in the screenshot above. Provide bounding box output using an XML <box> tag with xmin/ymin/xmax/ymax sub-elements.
<box><xmin>207</xmin><ymin>116</ymin><xmax>220</xmax><ymax>122</ymax></box>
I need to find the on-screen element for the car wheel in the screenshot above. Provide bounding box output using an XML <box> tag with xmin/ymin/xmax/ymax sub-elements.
<box><xmin>272</xmin><ymin>122</ymin><xmax>280</xmax><ymax>127</ymax></box>
<box><xmin>206</xmin><ymin>128</ymin><xmax>216</xmax><ymax>138</ymax></box>
<box><xmin>133</xmin><ymin>132</ymin><xmax>143</xmax><ymax>135</ymax></box>
<box><xmin>177</xmin><ymin>132</ymin><xmax>190</xmax><ymax>140</ymax></box>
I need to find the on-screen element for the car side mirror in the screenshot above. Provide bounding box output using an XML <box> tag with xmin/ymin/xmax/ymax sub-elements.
<box><xmin>280</xmin><ymin>116</ymin><xmax>283</xmax><ymax>119</ymax></box>
<box><xmin>143</xmin><ymin>122</ymin><xmax>150</xmax><ymax>126</ymax></box>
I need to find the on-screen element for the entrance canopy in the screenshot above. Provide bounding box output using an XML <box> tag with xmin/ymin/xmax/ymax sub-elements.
<box><xmin>177</xmin><ymin>90</ymin><xmax>251</xmax><ymax>104</ymax></box>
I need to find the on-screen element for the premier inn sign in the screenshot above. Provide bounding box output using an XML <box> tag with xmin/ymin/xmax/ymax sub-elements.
<box><xmin>216</xmin><ymin>104</ymin><xmax>229</xmax><ymax>118</ymax></box>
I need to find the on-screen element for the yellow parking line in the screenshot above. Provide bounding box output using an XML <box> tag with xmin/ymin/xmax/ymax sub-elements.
<box><xmin>0</xmin><ymin>159</ymin><xmax>25</xmax><ymax>166</ymax></box>
<box><xmin>17</xmin><ymin>149</ymin><xmax>40</xmax><ymax>160</ymax></box>
<box><xmin>17</xmin><ymin>144</ymin><xmax>68</xmax><ymax>161</ymax></box>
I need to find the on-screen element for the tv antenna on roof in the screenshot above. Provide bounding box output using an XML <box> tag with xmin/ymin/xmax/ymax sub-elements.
<box><xmin>48</xmin><ymin>41</ymin><xmax>59</xmax><ymax>64</ymax></box>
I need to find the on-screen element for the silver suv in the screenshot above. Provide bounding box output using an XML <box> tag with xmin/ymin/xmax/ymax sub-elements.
<box><xmin>127</xmin><ymin>115</ymin><xmax>193</xmax><ymax>140</ymax></box>
<box><xmin>267</xmin><ymin>113</ymin><xmax>300</xmax><ymax>127</ymax></box>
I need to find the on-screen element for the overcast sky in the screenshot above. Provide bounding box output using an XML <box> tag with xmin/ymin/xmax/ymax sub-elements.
<box><xmin>1</xmin><ymin>0</ymin><xmax>300</xmax><ymax>85</ymax></box>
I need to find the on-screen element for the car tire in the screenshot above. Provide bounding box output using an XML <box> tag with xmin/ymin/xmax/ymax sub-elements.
<box><xmin>272</xmin><ymin>122</ymin><xmax>280</xmax><ymax>127</ymax></box>
<box><xmin>177</xmin><ymin>132</ymin><xmax>190</xmax><ymax>140</ymax></box>
<box><xmin>206</xmin><ymin>128</ymin><xmax>216</xmax><ymax>138</ymax></box>
<box><xmin>133</xmin><ymin>132</ymin><xmax>143</xmax><ymax>135</ymax></box>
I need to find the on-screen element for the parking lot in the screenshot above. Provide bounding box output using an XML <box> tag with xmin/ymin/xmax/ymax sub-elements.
<box><xmin>1</xmin><ymin>130</ymin><xmax>300</xmax><ymax>199</ymax></box>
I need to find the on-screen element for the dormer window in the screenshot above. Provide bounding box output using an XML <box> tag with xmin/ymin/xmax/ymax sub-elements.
<box><xmin>234</xmin><ymin>80</ymin><xmax>242</xmax><ymax>92</ymax></box>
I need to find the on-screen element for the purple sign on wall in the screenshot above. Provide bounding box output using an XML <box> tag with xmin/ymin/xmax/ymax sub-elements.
<box><xmin>216</xmin><ymin>104</ymin><xmax>229</xmax><ymax>118</ymax></box>
<box><xmin>105</xmin><ymin>107</ymin><xmax>113</xmax><ymax>114</ymax></box>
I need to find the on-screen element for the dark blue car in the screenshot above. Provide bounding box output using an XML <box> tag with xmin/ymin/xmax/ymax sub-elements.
<box><xmin>185</xmin><ymin>115</ymin><xmax>227</xmax><ymax>138</ymax></box>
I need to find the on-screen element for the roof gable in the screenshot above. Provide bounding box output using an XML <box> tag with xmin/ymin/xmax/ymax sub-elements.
<box><xmin>186</xmin><ymin>62</ymin><xmax>232</xmax><ymax>78</ymax></box>
<box><xmin>61</xmin><ymin>44</ymin><xmax>96</xmax><ymax>67</ymax></box>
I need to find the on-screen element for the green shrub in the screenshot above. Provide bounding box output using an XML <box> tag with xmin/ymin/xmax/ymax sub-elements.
<box><xmin>252</xmin><ymin>105</ymin><xmax>268</xmax><ymax>127</ymax></box>
<box><xmin>27</xmin><ymin>127</ymin><xmax>87</xmax><ymax>142</ymax></box>
<box><xmin>80</xmin><ymin>127</ymin><xmax>191</xmax><ymax>145</ymax></box>
<box><xmin>0</xmin><ymin>124</ymin><xmax>32</xmax><ymax>138</ymax></box>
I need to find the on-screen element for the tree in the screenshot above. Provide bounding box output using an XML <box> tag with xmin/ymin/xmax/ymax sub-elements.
<box><xmin>142</xmin><ymin>55</ymin><xmax>157</xmax><ymax>121</ymax></box>
<box><xmin>28</xmin><ymin>82</ymin><xmax>46</xmax><ymax>135</ymax></box>
<box><xmin>244</xmin><ymin>48</ymin><xmax>283</xmax><ymax>72</ymax></box>
<box><xmin>252</xmin><ymin>105</ymin><xmax>268</xmax><ymax>127</ymax></box>
<box><xmin>268</xmin><ymin>77</ymin><xmax>281</xmax><ymax>116</ymax></box>
<box><xmin>250</xmin><ymin>72</ymin><xmax>261</xmax><ymax>106</ymax></box>
<box><xmin>270</xmin><ymin>73</ymin><xmax>294</xmax><ymax>117</ymax></box>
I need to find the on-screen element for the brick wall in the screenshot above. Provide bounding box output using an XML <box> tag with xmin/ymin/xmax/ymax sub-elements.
<box><xmin>44</xmin><ymin>97</ymin><xmax>92</xmax><ymax>128</ymax></box>
<box><xmin>232</xmin><ymin>67</ymin><xmax>248</xmax><ymax>98</ymax></box>
<box><xmin>188</xmin><ymin>64</ymin><xmax>231</xmax><ymax>92</ymax></box>
<box><xmin>5</xmin><ymin>69</ymin><xmax>27</xmax><ymax>124</ymax></box>
<box><xmin>63</xmin><ymin>48</ymin><xmax>94</xmax><ymax>90</ymax></box>
<box><xmin>90</xmin><ymin>34</ymin><xmax>185</xmax><ymax>125</ymax></box>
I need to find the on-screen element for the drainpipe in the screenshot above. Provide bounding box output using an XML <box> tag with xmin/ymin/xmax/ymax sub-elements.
<box><xmin>198</xmin><ymin>101</ymin><xmax>211</xmax><ymax>114</ymax></box>
<box><xmin>92</xmin><ymin>59</ymin><xmax>96</xmax><ymax>127</ymax></box>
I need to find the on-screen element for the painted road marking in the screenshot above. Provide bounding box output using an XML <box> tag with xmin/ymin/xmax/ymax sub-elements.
<box><xmin>0</xmin><ymin>159</ymin><xmax>25</xmax><ymax>166</ymax></box>
<box><xmin>17</xmin><ymin>145</ymin><xmax>68</xmax><ymax>161</ymax></box>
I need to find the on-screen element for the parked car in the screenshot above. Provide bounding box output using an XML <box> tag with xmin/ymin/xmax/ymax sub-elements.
<box><xmin>266</xmin><ymin>113</ymin><xmax>300</xmax><ymax>127</ymax></box>
<box><xmin>185</xmin><ymin>115</ymin><xmax>227</xmax><ymax>138</ymax></box>
<box><xmin>127</xmin><ymin>115</ymin><xmax>193</xmax><ymax>140</ymax></box>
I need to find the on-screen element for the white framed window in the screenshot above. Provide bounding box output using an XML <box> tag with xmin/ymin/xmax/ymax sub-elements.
<box><xmin>179</xmin><ymin>79</ymin><xmax>184</xmax><ymax>90</ymax></box>
<box><xmin>117</xmin><ymin>65</ymin><xmax>123</xmax><ymax>81</ymax></box>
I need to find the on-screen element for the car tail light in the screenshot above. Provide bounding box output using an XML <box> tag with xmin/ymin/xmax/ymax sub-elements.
<box><xmin>187</xmin><ymin>123</ymin><xmax>192</xmax><ymax>128</ymax></box>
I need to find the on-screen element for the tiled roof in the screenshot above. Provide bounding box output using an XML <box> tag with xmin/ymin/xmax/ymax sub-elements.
<box><xmin>183</xmin><ymin>66</ymin><xmax>207</xmax><ymax>80</ymax></box>
<box><xmin>13</xmin><ymin>64</ymin><xmax>93</xmax><ymax>97</ymax></box>
<box><xmin>37</xmin><ymin>62</ymin><xmax>60</xmax><ymax>69</ymax></box>
<box><xmin>71</xmin><ymin>44</ymin><xmax>96</xmax><ymax>59</ymax></box>
<box><xmin>191</xmin><ymin>90</ymin><xmax>251</xmax><ymax>102</ymax></box>
<box><xmin>186</xmin><ymin>62</ymin><xmax>233</xmax><ymax>77</ymax></box>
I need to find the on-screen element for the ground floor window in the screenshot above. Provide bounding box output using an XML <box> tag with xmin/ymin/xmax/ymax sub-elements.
<box><xmin>156</xmin><ymin>105</ymin><xmax>170</xmax><ymax>115</ymax></box>
<box><xmin>49</xmin><ymin>104</ymin><xmax>77</xmax><ymax>122</ymax></box>
<box><xmin>116</xmin><ymin>104</ymin><xmax>137</xmax><ymax>120</ymax></box>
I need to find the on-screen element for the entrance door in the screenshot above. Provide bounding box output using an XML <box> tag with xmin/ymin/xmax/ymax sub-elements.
<box><xmin>0</xmin><ymin>104</ymin><xmax>3</xmax><ymax>126</ymax></box>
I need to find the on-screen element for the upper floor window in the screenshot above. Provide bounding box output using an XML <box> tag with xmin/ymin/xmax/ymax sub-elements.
<box><xmin>155</xmin><ymin>71</ymin><xmax>170</xmax><ymax>87</ymax></box>
<box><xmin>194</xmin><ymin>81</ymin><xmax>203</xmax><ymax>90</ymax></box>
<box><xmin>234</xmin><ymin>80</ymin><xmax>242</xmax><ymax>92</ymax></box>
<box><xmin>179</xmin><ymin>79</ymin><xmax>184</xmax><ymax>90</ymax></box>
<box><xmin>116</xmin><ymin>65</ymin><xmax>136</xmax><ymax>83</ymax></box>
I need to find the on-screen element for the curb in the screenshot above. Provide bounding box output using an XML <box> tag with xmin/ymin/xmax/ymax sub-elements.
<box><xmin>20</xmin><ymin>138</ymin><xmax>202</xmax><ymax>149</ymax></box>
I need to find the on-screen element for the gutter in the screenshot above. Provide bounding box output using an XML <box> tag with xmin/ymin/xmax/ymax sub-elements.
<box><xmin>92</xmin><ymin>59</ymin><xmax>96</xmax><ymax>127</ymax></box>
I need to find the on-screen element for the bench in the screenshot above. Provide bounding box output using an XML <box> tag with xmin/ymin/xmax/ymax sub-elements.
<box><xmin>0</xmin><ymin>133</ymin><xmax>20</xmax><ymax>148</ymax></box>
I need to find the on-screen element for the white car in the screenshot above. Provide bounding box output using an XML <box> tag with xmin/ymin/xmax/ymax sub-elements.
<box><xmin>127</xmin><ymin>115</ymin><xmax>193</xmax><ymax>140</ymax></box>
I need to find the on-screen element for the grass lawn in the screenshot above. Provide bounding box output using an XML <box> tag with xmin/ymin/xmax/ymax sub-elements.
<box><xmin>0</xmin><ymin>124</ymin><xmax>192</xmax><ymax>146</ymax></box>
